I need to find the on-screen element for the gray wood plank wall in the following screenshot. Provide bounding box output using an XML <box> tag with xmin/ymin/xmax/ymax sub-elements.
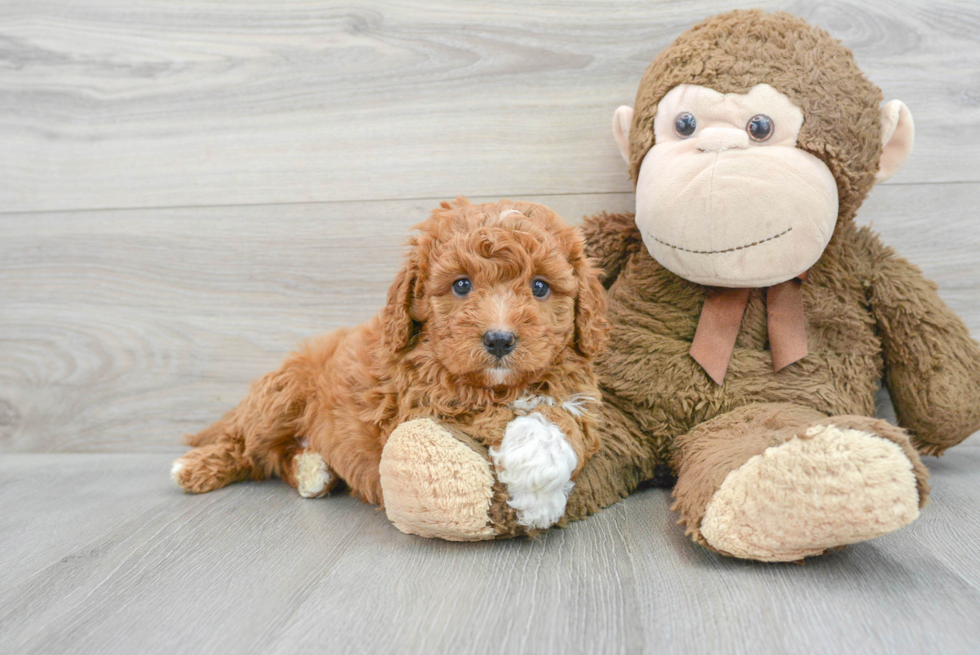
<box><xmin>2</xmin><ymin>0</ymin><xmax>979</xmax><ymax>454</ymax></box>
<box><xmin>4</xmin><ymin>4</ymin><xmax>980</xmax><ymax>655</ymax></box>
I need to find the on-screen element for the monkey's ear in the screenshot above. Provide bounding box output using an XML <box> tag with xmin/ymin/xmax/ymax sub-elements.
<box><xmin>612</xmin><ymin>106</ymin><xmax>634</xmax><ymax>164</ymax></box>
<box><xmin>875</xmin><ymin>100</ymin><xmax>915</xmax><ymax>183</ymax></box>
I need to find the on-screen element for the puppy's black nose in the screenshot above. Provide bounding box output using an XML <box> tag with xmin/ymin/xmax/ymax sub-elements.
<box><xmin>483</xmin><ymin>331</ymin><xmax>517</xmax><ymax>358</ymax></box>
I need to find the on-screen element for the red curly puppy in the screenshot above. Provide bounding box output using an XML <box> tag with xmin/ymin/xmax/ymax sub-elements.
<box><xmin>171</xmin><ymin>198</ymin><xmax>608</xmax><ymax>530</ymax></box>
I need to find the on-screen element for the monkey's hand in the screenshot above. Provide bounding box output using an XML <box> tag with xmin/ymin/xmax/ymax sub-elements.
<box><xmin>581</xmin><ymin>211</ymin><xmax>643</xmax><ymax>288</ymax></box>
<box><xmin>864</xmin><ymin>228</ymin><xmax>980</xmax><ymax>455</ymax></box>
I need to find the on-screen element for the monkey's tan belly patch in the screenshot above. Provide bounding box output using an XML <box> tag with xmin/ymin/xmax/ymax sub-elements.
<box><xmin>699</xmin><ymin>424</ymin><xmax>920</xmax><ymax>562</ymax></box>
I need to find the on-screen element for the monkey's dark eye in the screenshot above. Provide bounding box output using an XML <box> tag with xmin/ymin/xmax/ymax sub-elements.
<box><xmin>747</xmin><ymin>114</ymin><xmax>774</xmax><ymax>142</ymax></box>
<box><xmin>530</xmin><ymin>278</ymin><xmax>551</xmax><ymax>299</ymax></box>
<box><xmin>674</xmin><ymin>112</ymin><xmax>697</xmax><ymax>138</ymax></box>
<box><xmin>452</xmin><ymin>277</ymin><xmax>472</xmax><ymax>297</ymax></box>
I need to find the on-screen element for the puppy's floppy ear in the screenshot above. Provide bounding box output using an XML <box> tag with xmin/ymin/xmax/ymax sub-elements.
<box><xmin>380</xmin><ymin>246</ymin><xmax>422</xmax><ymax>354</ymax></box>
<box><xmin>570</xmin><ymin>231</ymin><xmax>610</xmax><ymax>358</ymax></box>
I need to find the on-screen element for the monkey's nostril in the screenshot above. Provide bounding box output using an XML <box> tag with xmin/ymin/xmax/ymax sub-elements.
<box><xmin>483</xmin><ymin>331</ymin><xmax>517</xmax><ymax>359</ymax></box>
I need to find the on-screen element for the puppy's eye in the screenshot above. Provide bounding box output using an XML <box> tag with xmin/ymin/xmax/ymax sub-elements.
<box><xmin>530</xmin><ymin>278</ymin><xmax>550</xmax><ymax>299</ymax></box>
<box><xmin>746</xmin><ymin>114</ymin><xmax>774</xmax><ymax>142</ymax></box>
<box><xmin>452</xmin><ymin>277</ymin><xmax>472</xmax><ymax>297</ymax></box>
<box><xmin>674</xmin><ymin>112</ymin><xmax>697</xmax><ymax>138</ymax></box>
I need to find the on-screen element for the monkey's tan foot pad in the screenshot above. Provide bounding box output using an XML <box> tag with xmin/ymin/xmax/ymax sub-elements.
<box><xmin>380</xmin><ymin>418</ymin><xmax>495</xmax><ymax>541</ymax></box>
<box><xmin>294</xmin><ymin>451</ymin><xmax>337</xmax><ymax>498</ymax></box>
<box><xmin>700</xmin><ymin>424</ymin><xmax>921</xmax><ymax>562</ymax></box>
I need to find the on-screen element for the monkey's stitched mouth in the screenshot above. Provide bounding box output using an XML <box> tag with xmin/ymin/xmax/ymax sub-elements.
<box><xmin>646</xmin><ymin>227</ymin><xmax>792</xmax><ymax>255</ymax></box>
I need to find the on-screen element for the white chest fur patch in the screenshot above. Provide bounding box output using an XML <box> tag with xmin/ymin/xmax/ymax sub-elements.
<box><xmin>509</xmin><ymin>395</ymin><xmax>558</xmax><ymax>412</ymax></box>
<box><xmin>490</xmin><ymin>412</ymin><xmax>577</xmax><ymax>530</ymax></box>
<box><xmin>508</xmin><ymin>394</ymin><xmax>596</xmax><ymax>418</ymax></box>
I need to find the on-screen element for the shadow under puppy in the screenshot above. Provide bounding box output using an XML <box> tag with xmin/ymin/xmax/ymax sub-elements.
<box><xmin>172</xmin><ymin>198</ymin><xmax>609</xmax><ymax>534</ymax></box>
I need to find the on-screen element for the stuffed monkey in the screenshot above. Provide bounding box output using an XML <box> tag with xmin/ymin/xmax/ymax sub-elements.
<box><xmin>379</xmin><ymin>10</ymin><xmax>980</xmax><ymax>561</ymax></box>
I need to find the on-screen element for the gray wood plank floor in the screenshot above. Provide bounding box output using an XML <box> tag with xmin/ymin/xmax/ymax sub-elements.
<box><xmin>3</xmin><ymin>1</ymin><xmax>980</xmax><ymax>653</ymax></box>
<box><xmin>2</xmin><ymin>452</ymin><xmax>980</xmax><ymax>655</ymax></box>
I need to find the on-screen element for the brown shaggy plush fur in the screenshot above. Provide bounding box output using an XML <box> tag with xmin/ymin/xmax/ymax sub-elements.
<box><xmin>563</xmin><ymin>11</ymin><xmax>980</xmax><ymax>550</ymax></box>
<box><xmin>433</xmin><ymin>11</ymin><xmax>980</xmax><ymax>557</ymax></box>
<box><xmin>172</xmin><ymin>198</ymin><xmax>609</xmax><ymax>506</ymax></box>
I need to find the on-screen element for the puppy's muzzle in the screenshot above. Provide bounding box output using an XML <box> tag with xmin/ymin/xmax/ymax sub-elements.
<box><xmin>483</xmin><ymin>331</ymin><xmax>517</xmax><ymax>359</ymax></box>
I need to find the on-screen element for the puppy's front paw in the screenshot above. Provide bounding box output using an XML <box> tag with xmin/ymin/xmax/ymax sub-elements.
<box><xmin>490</xmin><ymin>413</ymin><xmax>577</xmax><ymax>530</ymax></box>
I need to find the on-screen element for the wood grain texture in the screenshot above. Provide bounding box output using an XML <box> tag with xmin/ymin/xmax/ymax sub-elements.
<box><xmin>0</xmin><ymin>193</ymin><xmax>637</xmax><ymax>453</ymax></box>
<box><xmin>2</xmin><ymin>185</ymin><xmax>978</xmax><ymax>453</ymax></box>
<box><xmin>624</xmin><ymin>452</ymin><xmax>980</xmax><ymax>655</ymax></box>
<box><xmin>2</xmin><ymin>452</ymin><xmax>980</xmax><ymax>655</ymax></box>
<box><xmin>3</xmin><ymin>3</ymin><xmax>980</xmax><ymax>653</ymax></box>
<box><xmin>1</xmin><ymin>0</ymin><xmax>979</xmax><ymax>213</ymax></box>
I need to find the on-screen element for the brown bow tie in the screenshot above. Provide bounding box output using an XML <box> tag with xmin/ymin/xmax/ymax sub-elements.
<box><xmin>689</xmin><ymin>273</ymin><xmax>808</xmax><ymax>385</ymax></box>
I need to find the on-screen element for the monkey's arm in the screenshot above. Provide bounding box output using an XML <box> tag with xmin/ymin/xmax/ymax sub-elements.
<box><xmin>860</xmin><ymin>227</ymin><xmax>980</xmax><ymax>455</ymax></box>
<box><xmin>580</xmin><ymin>211</ymin><xmax>642</xmax><ymax>288</ymax></box>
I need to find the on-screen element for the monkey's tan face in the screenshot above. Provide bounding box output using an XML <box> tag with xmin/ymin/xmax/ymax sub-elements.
<box><xmin>634</xmin><ymin>84</ymin><xmax>839</xmax><ymax>288</ymax></box>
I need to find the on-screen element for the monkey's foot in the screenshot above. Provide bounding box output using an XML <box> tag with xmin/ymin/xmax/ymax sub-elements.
<box><xmin>699</xmin><ymin>424</ymin><xmax>921</xmax><ymax>562</ymax></box>
<box><xmin>379</xmin><ymin>419</ymin><xmax>496</xmax><ymax>541</ymax></box>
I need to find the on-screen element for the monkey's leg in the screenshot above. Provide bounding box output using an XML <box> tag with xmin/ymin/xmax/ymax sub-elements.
<box><xmin>558</xmin><ymin>398</ymin><xmax>667</xmax><ymax>526</ymax></box>
<box><xmin>672</xmin><ymin>403</ymin><xmax>929</xmax><ymax>562</ymax></box>
<box><xmin>379</xmin><ymin>418</ymin><xmax>497</xmax><ymax>541</ymax></box>
<box><xmin>379</xmin><ymin>400</ymin><xmax>663</xmax><ymax>540</ymax></box>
